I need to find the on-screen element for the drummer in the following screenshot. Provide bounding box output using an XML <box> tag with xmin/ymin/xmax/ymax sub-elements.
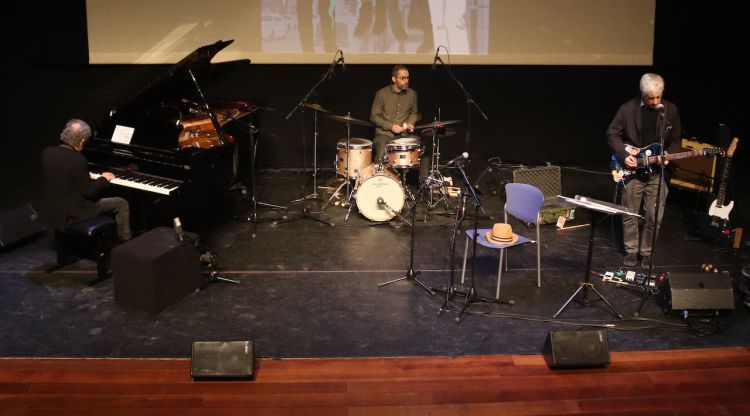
<box><xmin>370</xmin><ymin>64</ymin><xmax>430</xmax><ymax>183</ymax></box>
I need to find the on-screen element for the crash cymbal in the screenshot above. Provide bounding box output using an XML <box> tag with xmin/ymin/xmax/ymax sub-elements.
<box><xmin>414</xmin><ymin>119</ymin><xmax>461</xmax><ymax>130</ymax></box>
<box><xmin>303</xmin><ymin>103</ymin><xmax>331</xmax><ymax>113</ymax></box>
<box><xmin>325</xmin><ymin>113</ymin><xmax>372</xmax><ymax>127</ymax></box>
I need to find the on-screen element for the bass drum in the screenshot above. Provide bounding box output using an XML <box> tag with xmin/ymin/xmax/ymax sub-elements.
<box><xmin>356</xmin><ymin>164</ymin><xmax>405</xmax><ymax>222</ymax></box>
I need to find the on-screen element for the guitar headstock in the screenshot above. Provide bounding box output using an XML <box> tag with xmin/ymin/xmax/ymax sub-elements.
<box><xmin>703</xmin><ymin>147</ymin><xmax>726</xmax><ymax>158</ymax></box>
<box><xmin>726</xmin><ymin>137</ymin><xmax>739</xmax><ymax>157</ymax></box>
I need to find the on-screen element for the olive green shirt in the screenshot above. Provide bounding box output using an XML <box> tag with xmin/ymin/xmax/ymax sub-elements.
<box><xmin>370</xmin><ymin>85</ymin><xmax>419</xmax><ymax>138</ymax></box>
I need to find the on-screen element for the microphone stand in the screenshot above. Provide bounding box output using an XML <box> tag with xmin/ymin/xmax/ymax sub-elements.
<box><xmin>433</xmin><ymin>48</ymin><xmax>488</xmax><ymax>151</ymax></box>
<box><xmin>378</xmin><ymin>180</ymin><xmax>434</xmax><ymax>296</ymax></box>
<box><xmin>634</xmin><ymin>109</ymin><xmax>668</xmax><ymax>316</ymax></box>
<box><xmin>278</xmin><ymin>51</ymin><xmax>342</xmax><ymax>227</ymax></box>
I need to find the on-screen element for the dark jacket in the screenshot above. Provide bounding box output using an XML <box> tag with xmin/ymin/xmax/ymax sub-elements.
<box><xmin>41</xmin><ymin>144</ymin><xmax>109</xmax><ymax>230</ymax></box>
<box><xmin>606</xmin><ymin>97</ymin><xmax>682</xmax><ymax>162</ymax></box>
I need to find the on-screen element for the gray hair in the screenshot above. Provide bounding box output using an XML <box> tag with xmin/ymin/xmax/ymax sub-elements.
<box><xmin>639</xmin><ymin>73</ymin><xmax>665</xmax><ymax>96</ymax></box>
<box><xmin>59</xmin><ymin>119</ymin><xmax>92</xmax><ymax>148</ymax></box>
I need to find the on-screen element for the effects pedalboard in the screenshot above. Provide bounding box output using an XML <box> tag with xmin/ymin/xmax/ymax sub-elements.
<box><xmin>593</xmin><ymin>269</ymin><xmax>668</xmax><ymax>289</ymax></box>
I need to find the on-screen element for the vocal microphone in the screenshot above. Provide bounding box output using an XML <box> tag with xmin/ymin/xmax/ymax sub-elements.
<box><xmin>338</xmin><ymin>50</ymin><xmax>347</xmax><ymax>72</ymax></box>
<box><xmin>173</xmin><ymin>217</ymin><xmax>184</xmax><ymax>242</ymax></box>
<box><xmin>655</xmin><ymin>103</ymin><xmax>665</xmax><ymax>113</ymax></box>
<box><xmin>377</xmin><ymin>197</ymin><xmax>385</xmax><ymax>205</ymax></box>
<box><xmin>431</xmin><ymin>47</ymin><xmax>442</xmax><ymax>70</ymax></box>
<box><xmin>446</xmin><ymin>152</ymin><xmax>469</xmax><ymax>166</ymax></box>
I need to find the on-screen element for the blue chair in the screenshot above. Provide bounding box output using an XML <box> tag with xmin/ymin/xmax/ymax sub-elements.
<box><xmin>460</xmin><ymin>183</ymin><xmax>544</xmax><ymax>299</ymax></box>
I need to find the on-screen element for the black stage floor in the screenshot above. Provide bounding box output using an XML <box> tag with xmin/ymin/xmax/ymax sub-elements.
<box><xmin>1</xmin><ymin>165</ymin><xmax>749</xmax><ymax>359</ymax></box>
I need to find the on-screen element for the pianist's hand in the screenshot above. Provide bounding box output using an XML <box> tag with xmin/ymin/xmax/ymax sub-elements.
<box><xmin>102</xmin><ymin>172</ymin><xmax>116</xmax><ymax>181</ymax></box>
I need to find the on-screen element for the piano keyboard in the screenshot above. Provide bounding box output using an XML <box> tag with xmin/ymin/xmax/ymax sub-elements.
<box><xmin>90</xmin><ymin>169</ymin><xmax>182</xmax><ymax>196</ymax></box>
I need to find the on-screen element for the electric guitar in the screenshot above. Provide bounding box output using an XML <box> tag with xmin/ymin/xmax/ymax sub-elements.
<box><xmin>610</xmin><ymin>143</ymin><xmax>724</xmax><ymax>186</ymax></box>
<box><xmin>700</xmin><ymin>137</ymin><xmax>738</xmax><ymax>240</ymax></box>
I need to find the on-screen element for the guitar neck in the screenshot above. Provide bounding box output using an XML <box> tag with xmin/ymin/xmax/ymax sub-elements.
<box><xmin>644</xmin><ymin>149</ymin><xmax>702</xmax><ymax>165</ymax></box>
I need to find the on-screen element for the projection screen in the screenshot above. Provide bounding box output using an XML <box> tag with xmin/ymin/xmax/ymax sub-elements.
<box><xmin>86</xmin><ymin>0</ymin><xmax>655</xmax><ymax>65</ymax></box>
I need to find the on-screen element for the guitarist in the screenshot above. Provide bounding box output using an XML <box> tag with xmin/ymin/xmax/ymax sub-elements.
<box><xmin>606</xmin><ymin>73</ymin><xmax>682</xmax><ymax>268</ymax></box>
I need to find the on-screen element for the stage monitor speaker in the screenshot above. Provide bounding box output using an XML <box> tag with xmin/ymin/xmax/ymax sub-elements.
<box><xmin>660</xmin><ymin>272</ymin><xmax>734</xmax><ymax>316</ymax></box>
<box><xmin>112</xmin><ymin>226</ymin><xmax>203</xmax><ymax>313</ymax></box>
<box><xmin>546</xmin><ymin>329</ymin><xmax>610</xmax><ymax>368</ymax></box>
<box><xmin>0</xmin><ymin>203</ymin><xmax>45</xmax><ymax>249</ymax></box>
<box><xmin>669</xmin><ymin>139</ymin><xmax>717</xmax><ymax>193</ymax></box>
<box><xmin>191</xmin><ymin>341</ymin><xmax>255</xmax><ymax>380</ymax></box>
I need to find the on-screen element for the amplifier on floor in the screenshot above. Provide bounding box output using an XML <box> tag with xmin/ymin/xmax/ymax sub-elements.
<box><xmin>545</xmin><ymin>329</ymin><xmax>610</xmax><ymax>369</ymax></box>
<box><xmin>112</xmin><ymin>226</ymin><xmax>203</xmax><ymax>313</ymax></box>
<box><xmin>191</xmin><ymin>341</ymin><xmax>255</xmax><ymax>380</ymax></box>
<box><xmin>0</xmin><ymin>203</ymin><xmax>46</xmax><ymax>249</ymax></box>
<box><xmin>658</xmin><ymin>272</ymin><xmax>735</xmax><ymax>317</ymax></box>
<box><xmin>512</xmin><ymin>165</ymin><xmax>575</xmax><ymax>224</ymax></box>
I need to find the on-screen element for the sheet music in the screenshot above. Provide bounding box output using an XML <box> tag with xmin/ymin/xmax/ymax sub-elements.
<box><xmin>557</xmin><ymin>195</ymin><xmax>642</xmax><ymax>217</ymax></box>
<box><xmin>111</xmin><ymin>125</ymin><xmax>135</xmax><ymax>144</ymax></box>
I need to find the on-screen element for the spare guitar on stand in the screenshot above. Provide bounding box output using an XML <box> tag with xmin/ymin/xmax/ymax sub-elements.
<box><xmin>700</xmin><ymin>137</ymin><xmax>738</xmax><ymax>241</ymax></box>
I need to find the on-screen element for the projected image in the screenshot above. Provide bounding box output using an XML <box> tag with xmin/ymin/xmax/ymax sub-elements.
<box><xmin>261</xmin><ymin>0</ymin><xmax>489</xmax><ymax>54</ymax></box>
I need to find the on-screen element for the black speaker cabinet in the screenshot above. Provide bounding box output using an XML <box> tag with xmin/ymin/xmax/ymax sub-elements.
<box><xmin>0</xmin><ymin>203</ymin><xmax>45</xmax><ymax>249</ymax></box>
<box><xmin>660</xmin><ymin>272</ymin><xmax>734</xmax><ymax>316</ymax></box>
<box><xmin>547</xmin><ymin>329</ymin><xmax>610</xmax><ymax>368</ymax></box>
<box><xmin>191</xmin><ymin>341</ymin><xmax>255</xmax><ymax>380</ymax></box>
<box><xmin>112</xmin><ymin>227</ymin><xmax>203</xmax><ymax>313</ymax></box>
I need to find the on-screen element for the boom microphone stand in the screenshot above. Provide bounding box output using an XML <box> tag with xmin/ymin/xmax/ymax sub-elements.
<box><xmin>280</xmin><ymin>51</ymin><xmax>344</xmax><ymax>227</ymax></box>
<box><xmin>432</xmin><ymin>45</ymin><xmax>488</xmax><ymax>151</ymax></box>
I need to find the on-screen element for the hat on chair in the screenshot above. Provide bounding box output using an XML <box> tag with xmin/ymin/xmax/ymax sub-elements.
<box><xmin>485</xmin><ymin>223</ymin><xmax>519</xmax><ymax>246</ymax></box>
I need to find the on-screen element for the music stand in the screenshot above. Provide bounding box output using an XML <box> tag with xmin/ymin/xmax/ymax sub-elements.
<box><xmin>552</xmin><ymin>195</ymin><xmax>643</xmax><ymax>319</ymax></box>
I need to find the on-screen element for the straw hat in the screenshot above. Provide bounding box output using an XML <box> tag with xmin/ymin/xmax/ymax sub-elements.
<box><xmin>485</xmin><ymin>223</ymin><xmax>519</xmax><ymax>246</ymax></box>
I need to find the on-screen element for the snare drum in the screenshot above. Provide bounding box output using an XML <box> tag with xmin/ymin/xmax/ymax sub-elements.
<box><xmin>386</xmin><ymin>136</ymin><xmax>423</xmax><ymax>168</ymax></box>
<box><xmin>356</xmin><ymin>164</ymin><xmax>405</xmax><ymax>222</ymax></box>
<box><xmin>337</xmin><ymin>138</ymin><xmax>372</xmax><ymax>178</ymax></box>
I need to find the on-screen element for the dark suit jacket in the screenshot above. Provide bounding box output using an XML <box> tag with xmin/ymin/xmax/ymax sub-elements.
<box><xmin>41</xmin><ymin>144</ymin><xmax>110</xmax><ymax>230</ymax></box>
<box><xmin>606</xmin><ymin>97</ymin><xmax>682</xmax><ymax>162</ymax></box>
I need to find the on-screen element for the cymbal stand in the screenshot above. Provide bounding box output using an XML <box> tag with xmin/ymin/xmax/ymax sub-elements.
<box><xmin>276</xmin><ymin>104</ymin><xmax>333</xmax><ymax>227</ymax></box>
<box><xmin>424</xmin><ymin>124</ymin><xmax>451</xmax><ymax>213</ymax></box>
<box><xmin>234</xmin><ymin>111</ymin><xmax>287</xmax><ymax>238</ymax></box>
<box><xmin>378</xmin><ymin>180</ymin><xmax>433</xmax><ymax>295</ymax></box>
<box><xmin>293</xmin><ymin>105</ymin><xmax>324</xmax><ymax>203</ymax></box>
<box><xmin>323</xmin><ymin>116</ymin><xmax>356</xmax><ymax>215</ymax></box>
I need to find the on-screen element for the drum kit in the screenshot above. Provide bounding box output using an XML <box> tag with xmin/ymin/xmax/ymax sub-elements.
<box><xmin>322</xmin><ymin>112</ymin><xmax>462</xmax><ymax>222</ymax></box>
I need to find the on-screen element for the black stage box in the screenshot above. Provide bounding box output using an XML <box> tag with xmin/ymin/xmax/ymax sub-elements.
<box><xmin>112</xmin><ymin>226</ymin><xmax>202</xmax><ymax>313</ymax></box>
<box><xmin>660</xmin><ymin>272</ymin><xmax>734</xmax><ymax>316</ymax></box>
<box><xmin>546</xmin><ymin>329</ymin><xmax>610</xmax><ymax>368</ymax></box>
<box><xmin>0</xmin><ymin>203</ymin><xmax>45</xmax><ymax>249</ymax></box>
<box><xmin>191</xmin><ymin>341</ymin><xmax>255</xmax><ymax>380</ymax></box>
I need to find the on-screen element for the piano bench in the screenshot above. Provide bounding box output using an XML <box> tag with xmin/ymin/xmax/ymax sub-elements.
<box><xmin>48</xmin><ymin>216</ymin><xmax>118</xmax><ymax>285</ymax></box>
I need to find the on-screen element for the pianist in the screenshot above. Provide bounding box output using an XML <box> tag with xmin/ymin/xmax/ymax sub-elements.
<box><xmin>41</xmin><ymin>119</ymin><xmax>132</xmax><ymax>242</ymax></box>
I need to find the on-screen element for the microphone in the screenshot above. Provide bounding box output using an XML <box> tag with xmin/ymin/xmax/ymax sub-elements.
<box><xmin>431</xmin><ymin>47</ymin><xmax>442</xmax><ymax>69</ymax></box>
<box><xmin>377</xmin><ymin>197</ymin><xmax>385</xmax><ymax>205</ymax></box>
<box><xmin>338</xmin><ymin>50</ymin><xmax>346</xmax><ymax>72</ymax></box>
<box><xmin>446</xmin><ymin>152</ymin><xmax>469</xmax><ymax>166</ymax></box>
<box><xmin>173</xmin><ymin>217</ymin><xmax>184</xmax><ymax>242</ymax></box>
<box><xmin>655</xmin><ymin>103</ymin><xmax>665</xmax><ymax>113</ymax></box>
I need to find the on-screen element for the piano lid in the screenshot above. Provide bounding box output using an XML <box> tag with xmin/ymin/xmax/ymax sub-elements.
<box><xmin>96</xmin><ymin>40</ymin><xmax>245</xmax><ymax>151</ymax></box>
<box><xmin>109</xmin><ymin>40</ymin><xmax>235</xmax><ymax>116</ymax></box>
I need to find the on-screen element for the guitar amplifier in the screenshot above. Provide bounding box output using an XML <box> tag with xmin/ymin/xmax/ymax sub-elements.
<box><xmin>669</xmin><ymin>139</ymin><xmax>717</xmax><ymax>193</ymax></box>
<box><xmin>512</xmin><ymin>165</ymin><xmax>575</xmax><ymax>224</ymax></box>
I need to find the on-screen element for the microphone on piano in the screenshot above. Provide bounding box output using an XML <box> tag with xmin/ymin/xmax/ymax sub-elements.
<box><xmin>173</xmin><ymin>217</ymin><xmax>184</xmax><ymax>242</ymax></box>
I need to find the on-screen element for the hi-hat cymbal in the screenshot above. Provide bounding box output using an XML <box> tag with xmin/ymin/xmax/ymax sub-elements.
<box><xmin>325</xmin><ymin>113</ymin><xmax>372</xmax><ymax>127</ymax></box>
<box><xmin>303</xmin><ymin>103</ymin><xmax>331</xmax><ymax>113</ymax></box>
<box><xmin>420</xmin><ymin>127</ymin><xmax>457</xmax><ymax>138</ymax></box>
<box><xmin>414</xmin><ymin>119</ymin><xmax>461</xmax><ymax>130</ymax></box>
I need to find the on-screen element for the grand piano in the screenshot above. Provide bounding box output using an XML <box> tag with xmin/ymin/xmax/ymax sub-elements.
<box><xmin>85</xmin><ymin>40</ymin><xmax>252</xmax><ymax>233</ymax></box>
